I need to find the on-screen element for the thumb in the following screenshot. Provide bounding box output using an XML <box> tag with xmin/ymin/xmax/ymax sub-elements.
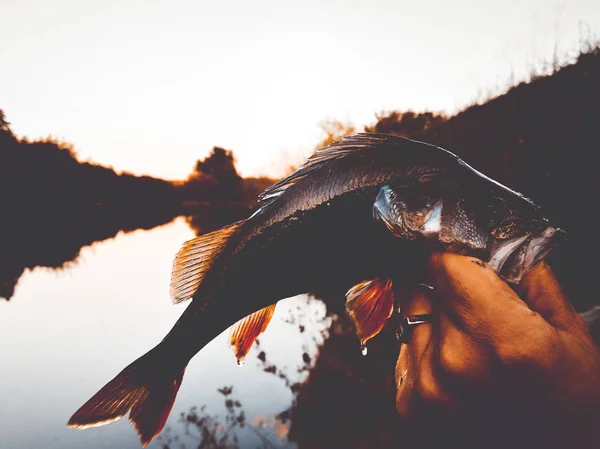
<box><xmin>426</xmin><ymin>252</ymin><xmax>535</xmax><ymax>338</ymax></box>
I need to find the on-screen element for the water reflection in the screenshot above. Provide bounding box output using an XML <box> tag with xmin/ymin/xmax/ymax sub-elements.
<box><xmin>158</xmin><ymin>385</ymin><xmax>291</xmax><ymax>449</ymax></box>
<box><xmin>155</xmin><ymin>301</ymin><xmax>415</xmax><ymax>449</ymax></box>
<box><xmin>157</xmin><ymin>293</ymin><xmax>333</xmax><ymax>449</ymax></box>
<box><xmin>0</xmin><ymin>202</ymin><xmax>256</xmax><ymax>301</ymax></box>
<box><xmin>0</xmin><ymin>204</ymin><xmax>174</xmax><ymax>300</ymax></box>
<box><xmin>1</xmin><ymin>201</ymin><xmax>599</xmax><ymax>449</ymax></box>
<box><xmin>0</xmin><ymin>218</ymin><xmax>321</xmax><ymax>449</ymax></box>
<box><xmin>159</xmin><ymin>294</ymin><xmax>333</xmax><ymax>449</ymax></box>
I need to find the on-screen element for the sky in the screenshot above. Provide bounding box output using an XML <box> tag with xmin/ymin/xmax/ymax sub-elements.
<box><xmin>1</xmin><ymin>0</ymin><xmax>599</xmax><ymax>180</ymax></box>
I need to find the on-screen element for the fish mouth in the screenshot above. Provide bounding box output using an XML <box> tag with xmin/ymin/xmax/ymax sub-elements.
<box><xmin>488</xmin><ymin>226</ymin><xmax>566</xmax><ymax>284</ymax></box>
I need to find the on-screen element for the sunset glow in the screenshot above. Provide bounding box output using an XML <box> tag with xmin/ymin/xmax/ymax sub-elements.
<box><xmin>1</xmin><ymin>0</ymin><xmax>598</xmax><ymax>180</ymax></box>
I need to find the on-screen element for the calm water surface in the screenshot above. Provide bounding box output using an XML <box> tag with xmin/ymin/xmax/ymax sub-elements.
<box><xmin>0</xmin><ymin>218</ymin><xmax>327</xmax><ymax>449</ymax></box>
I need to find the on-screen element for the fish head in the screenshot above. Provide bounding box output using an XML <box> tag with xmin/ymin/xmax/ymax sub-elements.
<box><xmin>458</xmin><ymin>161</ymin><xmax>567</xmax><ymax>283</ymax></box>
<box><xmin>492</xmin><ymin>225</ymin><xmax>565</xmax><ymax>283</ymax></box>
<box><xmin>373</xmin><ymin>167</ymin><xmax>566</xmax><ymax>284</ymax></box>
<box><xmin>477</xmin><ymin>189</ymin><xmax>566</xmax><ymax>284</ymax></box>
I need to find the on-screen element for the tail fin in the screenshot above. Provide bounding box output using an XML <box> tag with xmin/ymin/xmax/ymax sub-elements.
<box><xmin>68</xmin><ymin>345</ymin><xmax>187</xmax><ymax>446</ymax></box>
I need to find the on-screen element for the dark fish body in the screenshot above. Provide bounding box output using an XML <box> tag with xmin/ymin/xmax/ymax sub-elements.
<box><xmin>162</xmin><ymin>138</ymin><xmax>453</xmax><ymax>355</ymax></box>
<box><xmin>167</xmin><ymin>191</ymin><xmax>397</xmax><ymax>356</ymax></box>
<box><xmin>170</xmin><ymin>135</ymin><xmax>551</xmax><ymax>352</ymax></box>
<box><xmin>68</xmin><ymin>134</ymin><xmax>564</xmax><ymax>445</ymax></box>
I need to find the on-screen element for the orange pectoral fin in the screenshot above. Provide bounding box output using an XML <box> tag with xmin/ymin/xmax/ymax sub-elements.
<box><xmin>229</xmin><ymin>304</ymin><xmax>277</xmax><ymax>362</ymax></box>
<box><xmin>345</xmin><ymin>278</ymin><xmax>394</xmax><ymax>345</ymax></box>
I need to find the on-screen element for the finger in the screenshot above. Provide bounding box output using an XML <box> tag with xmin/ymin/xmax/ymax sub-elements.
<box><xmin>437</xmin><ymin>312</ymin><xmax>493</xmax><ymax>385</ymax></box>
<box><xmin>396</xmin><ymin>286</ymin><xmax>441</xmax><ymax>418</ymax></box>
<box><xmin>427</xmin><ymin>252</ymin><xmax>548</xmax><ymax>341</ymax></box>
<box><xmin>395</xmin><ymin>343</ymin><xmax>413</xmax><ymax>417</ymax></box>
<box><xmin>516</xmin><ymin>262</ymin><xmax>586</xmax><ymax>331</ymax></box>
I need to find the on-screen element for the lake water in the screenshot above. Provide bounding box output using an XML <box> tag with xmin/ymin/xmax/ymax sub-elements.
<box><xmin>4</xmin><ymin>210</ymin><xmax>598</xmax><ymax>449</ymax></box>
<box><xmin>0</xmin><ymin>217</ymin><xmax>329</xmax><ymax>449</ymax></box>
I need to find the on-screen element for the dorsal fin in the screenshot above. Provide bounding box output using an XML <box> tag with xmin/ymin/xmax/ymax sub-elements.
<box><xmin>170</xmin><ymin>221</ymin><xmax>244</xmax><ymax>304</ymax></box>
<box><xmin>229</xmin><ymin>304</ymin><xmax>277</xmax><ymax>361</ymax></box>
<box><xmin>257</xmin><ymin>133</ymin><xmax>404</xmax><ymax>207</ymax></box>
<box><xmin>345</xmin><ymin>278</ymin><xmax>394</xmax><ymax>345</ymax></box>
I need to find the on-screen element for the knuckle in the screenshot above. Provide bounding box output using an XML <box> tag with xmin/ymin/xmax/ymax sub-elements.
<box><xmin>428</xmin><ymin>251</ymin><xmax>450</xmax><ymax>272</ymax></box>
<box><xmin>494</xmin><ymin>319</ymin><xmax>557</xmax><ymax>368</ymax></box>
<box><xmin>395</xmin><ymin>382</ymin><xmax>415</xmax><ymax>419</ymax></box>
<box><xmin>430</xmin><ymin>252</ymin><xmax>493</xmax><ymax>282</ymax></box>
<box><xmin>495</xmin><ymin>343</ymin><xmax>534</xmax><ymax>367</ymax></box>
<box><xmin>438</xmin><ymin>343</ymin><xmax>470</xmax><ymax>379</ymax></box>
<box><xmin>395</xmin><ymin>396</ymin><xmax>412</xmax><ymax>419</ymax></box>
<box><xmin>415</xmin><ymin>375</ymin><xmax>447</xmax><ymax>405</ymax></box>
<box><xmin>467</xmin><ymin>256</ymin><xmax>487</xmax><ymax>267</ymax></box>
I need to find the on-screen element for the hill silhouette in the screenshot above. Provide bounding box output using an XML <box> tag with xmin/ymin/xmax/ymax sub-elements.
<box><xmin>286</xmin><ymin>47</ymin><xmax>600</xmax><ymax>449</ymax></box>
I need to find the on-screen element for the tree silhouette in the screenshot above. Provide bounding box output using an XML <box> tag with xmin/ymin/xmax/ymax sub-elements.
<box><xmin>180</xmin><ymin>147</ymin><xmax>245</xmax><ymax>204</ymax></box>
<box><xmin>365</xmin><ymin>110</ymin><xmax>446</xmax><ymax>137</ymax></box>
<box><xmin>0</xmin><ymin>108</ymin><xmax>13</xmax><ymax>137</ymax></box>
<box><xmin>316</xmin><ymin>120</ymin><xmax>357</xmax><ymax>148</ymax></box>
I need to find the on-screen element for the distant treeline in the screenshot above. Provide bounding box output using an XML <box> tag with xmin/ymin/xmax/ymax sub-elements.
<box><xmin>0</xmin><ymin>111</ymin><xmax>272</xmax><ymax>210</ymax></box>
<box><xmin>0</xmin><ymin>114</ymin><xmax>177</xmax><ymax>207</ymax></box>
<box><xmin>176</xmin><ymin>145</ymin><xmax>272</xmax><ymax>208</ymax></box>
<box><xmin>0</xmin><ymin>113</ymin><xmax>272</xmax><ymax>299</ymax></box>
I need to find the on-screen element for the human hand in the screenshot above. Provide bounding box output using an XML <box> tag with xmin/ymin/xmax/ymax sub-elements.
<box><xmin>395</xmin><ymin>253</ymin><xmax>600</xmax><ymax>449</ymax></box>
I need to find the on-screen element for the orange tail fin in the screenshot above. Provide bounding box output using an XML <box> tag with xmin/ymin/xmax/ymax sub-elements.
<box><xmin>68</xmin><ymin>345</ymin><xmax>187</xmax><ymax>446</ymax></box>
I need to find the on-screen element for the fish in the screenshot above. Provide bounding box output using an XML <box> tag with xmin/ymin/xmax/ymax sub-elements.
<box><xmin>67</xmin><ymin>133</ymin><xmax>565</xmax><ymax>445</ymax></box>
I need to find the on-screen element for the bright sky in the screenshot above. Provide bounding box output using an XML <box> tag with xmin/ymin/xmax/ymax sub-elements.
<box><xmin>1</xmin><ymin>0</ymin><xmax>598</xmax><ymax>180</ymax></box>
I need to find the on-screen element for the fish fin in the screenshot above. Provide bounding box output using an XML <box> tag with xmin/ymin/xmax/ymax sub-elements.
<box><xmin>68</xmin><ymin>345</ymin><xmax>187</xmax><ymax>446</ymax></box>
<box><xmin>345</xmin><ymin>278</ymin><xmax>394</xmax><ymax>345</ymax></box>
<box><xmin>170</xmin><ymin>221</ymin><xmax>244</xmax><ymax>304</ymax></box>
<box><xmin>229</xmin><ymin>304</ymin><xmax>277</xmax><ymax>361</ymax></box>
<box><xmin>257</xmin><ymin>133</ymin><xmax>412</xmax><ymax>206</ymax></box>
